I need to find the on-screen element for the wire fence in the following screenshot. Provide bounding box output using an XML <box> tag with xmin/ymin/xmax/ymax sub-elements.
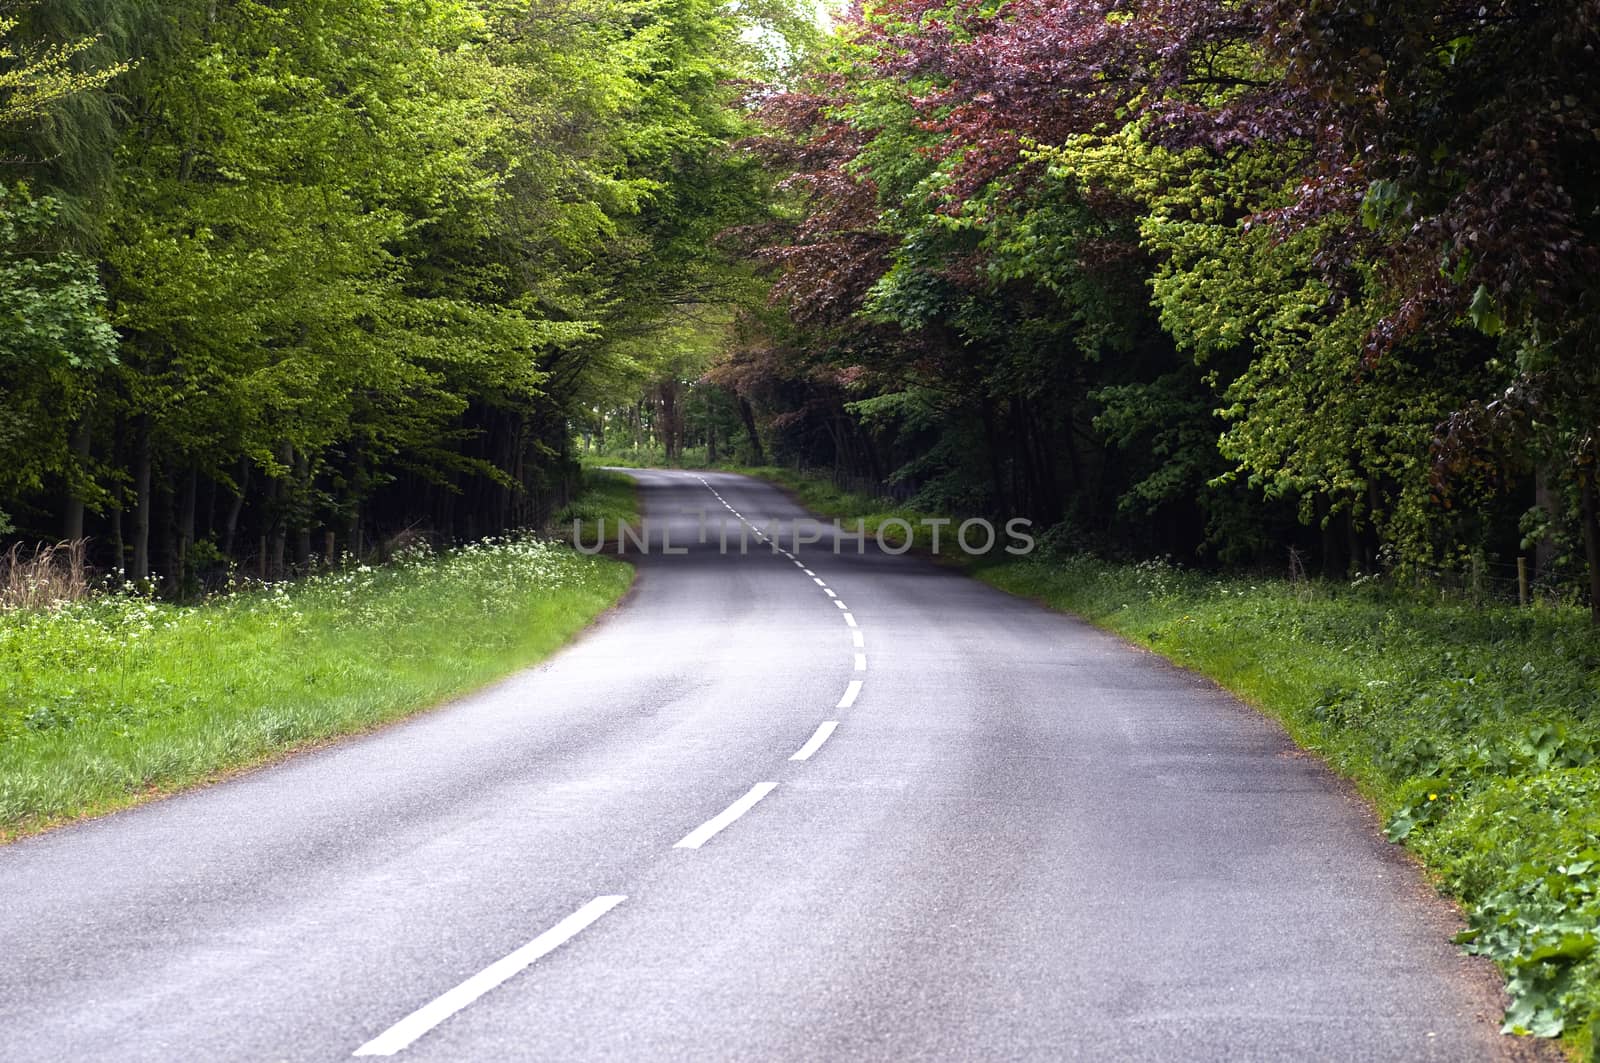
<box><xmin>1285</xmin><ymin>546</ymin><xmax>1584</xmax><ymax>609</ymax></box>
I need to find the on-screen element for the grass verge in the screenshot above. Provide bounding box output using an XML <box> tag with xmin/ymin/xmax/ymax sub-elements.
<box><xmin>980</xmin><ymin>555</ymin><xmax>1600</xmax><ymax>1056</ymax></box>
<box><xmin>552</xmin><ymin>468</ymin><xmax>642</xmax><ymax>530</ymax></box>
<box><xmin>0</xmin><ymin>475</ymin><xmax>639</xmax><ymax>841</ymax></box>
<box><xmin>714</xmin><ymin>464</ymin><xmax>947</xmax><ymax>551</ymax></box>
<box><xmin>729</xmin><ymin>462</ymin><xmax>1600</xmax><ymax>1057</ymax></box>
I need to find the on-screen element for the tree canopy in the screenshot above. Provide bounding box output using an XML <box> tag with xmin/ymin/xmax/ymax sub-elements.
<box><xmin>6</xmin><ymin>0</ymin><xmax>1600</xmax><ymax>611</ymax></box>
<box><xmin>704</xmin><ymin>0</ymin><xmax>1600</xmax><ymax>607</ymax></box>
<box><xmin>0</xmin><ymin>0</ymin><xmax>811</xmax><ymax>576</ymax></box>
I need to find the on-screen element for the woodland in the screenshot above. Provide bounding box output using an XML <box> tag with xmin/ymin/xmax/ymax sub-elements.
<box><xmin>0</xmin><ymin>0</ymin><xmax>808</xmax><ymax>588</ymax></box>
<box><xmin>703</xmin><ymin>0</ymin><xmax>1600</xmax><ymax>611</ymax></box>
<box><xmin>4</xmin><ymin>1</ymin><xmax>1600</xmax><ymax>609</ymax></box>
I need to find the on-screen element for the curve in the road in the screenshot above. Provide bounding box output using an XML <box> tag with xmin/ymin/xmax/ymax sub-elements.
<box><xmin>355</xmin><ymin>473</ymin><xmax>874</xmax><ymax>1056</ymax></box>
<box><xmin>0</xmin><ymin>469</ymin><xmax>1547</xmax><ymax>1063</ymax></box>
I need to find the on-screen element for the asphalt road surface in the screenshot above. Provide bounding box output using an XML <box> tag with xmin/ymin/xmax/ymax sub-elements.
<box><xmin>0</xmin><ymin>470</ymin><xmax>1543</xmax><ymax>1061</ymax></box>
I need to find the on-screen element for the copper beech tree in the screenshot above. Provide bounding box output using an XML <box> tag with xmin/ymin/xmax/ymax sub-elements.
<box><xmin>733</xmin><ymin>0</ymin><xmax>1600</xmax><ymax>598</ymax></box>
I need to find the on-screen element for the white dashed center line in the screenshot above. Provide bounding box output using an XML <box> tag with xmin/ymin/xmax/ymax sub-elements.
<box><xmin>352</xmin><ymin>895</ymin><xmax>626</xmax><ymax>1057</ymax></box>
<box><xmin>674</xmin><ymin>782</ymin><xmax>779</xmax><ymax>850</ymax></box>
<box><xmin>789</xmin><ymin>721</ymin><xmax>839</xmax><ymax>762</ymax></box>
<box><xmin>837</xmin><ymin>680</ymin><xmax>863</xmax><ymax>710</ymax></box>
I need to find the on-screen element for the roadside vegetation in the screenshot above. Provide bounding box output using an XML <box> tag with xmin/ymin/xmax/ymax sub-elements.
<box><xmin>0</xmin><ymin>0</ymin><xmax>812</xmax><ymax>580</ymax></box>
<box><xmin>0</xmin><ymin>473</ymin><xmax>639</xmax><ymax>841</ymax></box>
<box><xmin>581</xmin><ymin>446</ymin><xmax>944</xmax><ymax>551</ymax></box>
<box><xmin>715</xmin><ymin>461</ymin><xmax>1600</xmax><ymax>1055</ymax></box>
<box><xmin>985</xmin><ymin>556</ymin><xmax>1600</xmax><ymax>1053</ymax></box>
<box><xmin>553</xmin><ymin>469</ymin><xmax>642</xmax><ymax>534</ymax></box>
<box><xmin>717</xmin><ymin>465</ymin><xmax>941</xmax><ymax>551</ymax></box>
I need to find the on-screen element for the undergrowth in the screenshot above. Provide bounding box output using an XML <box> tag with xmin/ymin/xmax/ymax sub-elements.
<box><xmin>0</xmin><ymin>530</ymin><xmax>634</xmax><ymax>839</ymax></box>
<box><xmin>732</xmin><ymin>461</ymin><xmax>1600</xmax><ymax>1057</ymax></box>
<box><xmin>982</xmin><ymin>555</ymin><xmax>1600</xmax><ymax>1058</ymax></box>
<box><xmin>717</xmin><ymin>464</ymin><xmax>946</xmax><ymax>551</ymax></box>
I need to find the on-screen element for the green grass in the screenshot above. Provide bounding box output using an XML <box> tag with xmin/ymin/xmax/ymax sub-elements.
<box><xmin>715</xmin><ymin>464</ymin><xmax>950</xmax><ymax>552</ymax></box>
<box><xmin>981</xmin><ymin>555</ymin><xmax>1600</xmax><ymax>1057</ymax></box>
<box><xmin>578</xmin><ymin>444</ymin><xmax>710</xmax><ymax>469</ymax></box>
<box><xmin>723</xmin><ymin>462</ymin><xmax>1600</xmax><ymax>1056</ymax></box>
<box><xmin>1</xmin><ymin>487</ymin><xmax>637</xmax><ymax>839</ymax></box>
<box><xmin>552</xmin><ymin>467</ymin><xmax>642</xmax><ymax>529</ymax></box>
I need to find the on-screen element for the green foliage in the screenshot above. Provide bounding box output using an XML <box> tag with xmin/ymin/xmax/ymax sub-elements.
<box><xmin>0</xmin><ymin>5</ymin><xmax>128</xmax><ymax>127</ymax></box>
<box><xmin>0</xmin><ymin>534</ymin><xmax>633</xmax><ymax>836</ymax></box>
<box><xmin>0</xmin><ymin>183</ymin><xmax>117</xmax><ymax>533</ymax></box>
<box><xmin>981</xmin><ymin>554</ymin><xmax>1600</xmax><ymax>1052</ymax></box>
<box><xmin>0</xmin><ymin>0</ymin><xmax>813</xmax><ymax>578</ymax></box>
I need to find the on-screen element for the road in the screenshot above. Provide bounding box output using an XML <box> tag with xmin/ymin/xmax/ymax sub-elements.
<box><xmin>0</xmin><ymin>470</ymin><xmax>1537</xmax><ymax>1061</ymax></box>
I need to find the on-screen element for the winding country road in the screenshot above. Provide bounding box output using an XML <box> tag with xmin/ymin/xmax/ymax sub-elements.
<box><xmin>0</xmin><ymin>470</ymin><xmax>1539</xmax><ymax>1060</ymax></box>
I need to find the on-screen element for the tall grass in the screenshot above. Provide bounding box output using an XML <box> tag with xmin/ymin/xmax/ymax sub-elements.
<box><xmin>2</xmin><ymin>540</ymin><xmax>91</xmax><ymax>610</ymax></box>
<box><xmin>0</xmin><ymin>535</ymin><xmax>633</xmax><ymax>839</ymax></box>
<box><xmin>982</xmin><ymin>554</ymin><xmax>1600</xmax><ymax>1056</ymax></box>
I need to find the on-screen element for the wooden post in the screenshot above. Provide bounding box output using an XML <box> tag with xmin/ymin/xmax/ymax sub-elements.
<box><xmin>258</xmin><ymin>535</ymin><xmax>268</xmax><ymax>582</ymax></box>
<box><xmin>325</xmin><ymin>530</ymin><xmax>336</xmax><ymax>568</ymax></box>
<box><xmin>1518</xmin><ymin>555</ymin><xmax>1529</xmax><ymax>607</ymax></box>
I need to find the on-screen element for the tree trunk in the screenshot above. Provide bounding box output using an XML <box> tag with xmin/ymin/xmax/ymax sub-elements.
<box><xmin>659</xmin><ymin>381</ymin><xmax>681</xmax><ymax>464</ymax></box>
<box><xmin>1582</xmin><ymin>476</ymin><xmax>1600</xmax><ymax>623</ymax></box>
<box><xmin>222</xmin><ymin>458</ymin><xmax>250</xmax><ymax>559</ymax></box>
<box><xmin>268</xmin><ymin>442</ymin><xmax>290</xmax><ymax>580</ymax></box>
<box><xmin>111</xmin><ymin>499</ymin><xmax>124</xmax><ymax>577</ymax></box>
<box><xmin>295</xmin><ymin>452</ymin><xmax>313</xmax><ymax>571</ymax></box>
<box><xmin>131</xmin><ymin>417</ymin><xmax>152</xmax><ymax>582</ymax></box>
<box><xmin>1536</xmin><ymin>464</ymin><xmax>1559</xmax><ymax>577</ymax></box>
<box><xmin>177</xmin><ymin>466</ymin><xmax>197</xmax><ymax>590</ymax></box>
<box><xmin>738</xmin><ymin>398</ymin><xmax>764</xmax><ymax>464</ymax></box>
<box><xmin>63</xmin><ymin>416</ymin><xmax>92</xmax><ymax>540</ymax></box>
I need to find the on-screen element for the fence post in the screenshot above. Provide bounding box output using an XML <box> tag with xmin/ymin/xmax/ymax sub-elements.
<box><xmin>1518</xmin><ymin>555</ymin><xmax>1529</xmax><ymax>607</ymax></box>
<box><xmin>325</xmin><ymin>530</ymin><xmax>337</xmax><ymax>568</ymax></box>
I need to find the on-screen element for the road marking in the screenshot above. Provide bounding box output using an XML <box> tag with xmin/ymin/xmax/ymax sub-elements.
<box><xmin>842</xmin><ymin>612</ymin><xmax>857</xmax><ymax>627</ymax></box>
<box><xmin>789</xmin><ymin>721</ymin><xmax>839</xmax><ymax>762</ymax></box>
<box><xmin>812</xmin><ymin>577</ymin><xmax>826</xmax><ymax>586</ymax></box>
<box><xmin>852</xmin><ymin>629</ymin><xmax>864</xmax><ymax>648</ymax></box>
<box><xmin>674</xmin><ymin>782</ymin><xmax>778</xmax><ymax>849</ymax></box>
<box><xmin>824</xmin><ymin>589</ymin><xmax>837</xmax><ymax>598</ymax></box>
<box><xmin>833</xmin><ymin>600</ymin><xmax>848</xmax><ymax>610</ymax></box>
<box><xmin>837</xmin><ymin>680</ymin><xmax>863</xmax><ymax>709</ymax></box>
<box><xmin>803</xmin><ymin>569</ymin><xmax>815</xmax><ymax>577</ymax></box>
<box><xmin>352</xmin><ymin>895</ymin><xmax>626</xmax><ymax>1057</ymax></box>
<box><xmin>854</xmin><ymin>653</ymin><xmax>867</xmax><ymax>671</ymax></box>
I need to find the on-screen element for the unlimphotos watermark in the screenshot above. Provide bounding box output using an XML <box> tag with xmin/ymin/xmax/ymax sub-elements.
<box><xmin>571</xmin><ymin>514</ymin><xmax>1035</xmax><ymax>557</ymax></box>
